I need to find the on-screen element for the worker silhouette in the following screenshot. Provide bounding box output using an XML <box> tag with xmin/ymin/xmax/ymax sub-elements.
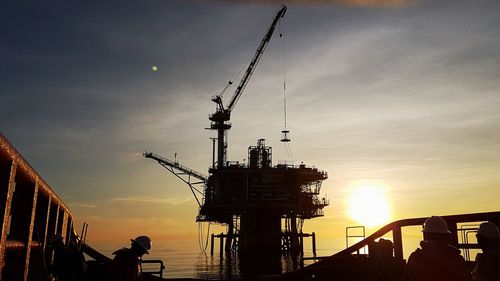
<box><xmin>472</xmin><ymin>222</ymin><xmax>500</xmax><ymax>281</ymax></box>
<box><xmin>48</xmin><ymin>234</ymin><xmax>86</xmax><ymax>281</ymax></box>
<box><xmin>401</xmin><ymin>216</ymin><xmax>471</xmax><ymax>281</ymax></box>
<box><xmin>106</xmin><ymin>235</ymin><xmax>152</xmax><ymax>281</ymax></box>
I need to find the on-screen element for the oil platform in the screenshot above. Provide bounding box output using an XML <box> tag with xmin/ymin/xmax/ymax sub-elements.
<box><xmin>144</xmin><ymin>5</ymin><xmax>328</xmax><ymax>264</ymax></box>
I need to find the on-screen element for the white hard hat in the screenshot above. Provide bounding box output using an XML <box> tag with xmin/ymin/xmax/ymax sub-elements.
<box><xmin>131</xmin><ymin>236</ymin><xmax>152</xmax><ymax>254</ymax></box>
<box><xmin>477</xmin><ymin>222</ymin><xmax>500</xmax><ymax>239</ymax></box>
<box><xmin>423</xmin><ymin>216</ymin><xmax>451</xmax><ymax>234</ymax></box>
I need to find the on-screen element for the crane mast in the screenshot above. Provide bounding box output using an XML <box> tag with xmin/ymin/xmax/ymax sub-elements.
<box><xmin>209</xmin><ymin>5</ymin><xmax>287</xmax><ymax>169</ymax></box>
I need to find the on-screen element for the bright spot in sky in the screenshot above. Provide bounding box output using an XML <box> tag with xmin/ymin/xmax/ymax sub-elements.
<box><xmin>348</xmin><ymin>184</ymin><xmax>391</xmax><ymax>227</ymax></box>
<box><xmin>152</xmin><ymin>65</ymin><xmax>159</xmax><ymax>71</ymax></box>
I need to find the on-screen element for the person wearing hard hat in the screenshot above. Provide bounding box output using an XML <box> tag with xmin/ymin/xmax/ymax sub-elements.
<box><xmin>401</xmin><ymin>216</ymin><xmax>472</xmax><ymax>281</ymax></box>
<box><xmin>472</xmin><ymin>222</ymin><xmax>500</xmax><ymax>281</ymax></box>
<box><xmin>106</xmin><ymin>235</ymin><xmax>152</xmax><ymax>281</ymax></box>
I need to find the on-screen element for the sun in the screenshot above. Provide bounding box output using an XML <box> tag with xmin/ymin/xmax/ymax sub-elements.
<box><xmin>348</xmin><ymin>184</ymin><xmax>391</xmax><ymax>227</ymax></box>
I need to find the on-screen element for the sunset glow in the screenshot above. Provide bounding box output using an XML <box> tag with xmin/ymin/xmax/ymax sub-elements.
<box><xmin>2</xmin><ymin>0</ymin><xmax>500</xmax><ymax>255</ymax></box>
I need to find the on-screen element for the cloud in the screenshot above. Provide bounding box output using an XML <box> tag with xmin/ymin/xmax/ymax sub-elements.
<box><xmin>331</xmin><ymin>0</ymin><xmax>415</xmax><ymax>5</ymax></box>
<box><xmin>69</xmin><ymin>202</ymin><xmax>97</xmax><ymax>208</ymax></box>
<box><xmin>222</xmin><ymin>0</ymin><xmax>416</xmax><ymax>6</ymax></box>
<box><xmin>109</xmin><ymin>196</ymin><xmax>193</xmax><ymax>205</ymax></box>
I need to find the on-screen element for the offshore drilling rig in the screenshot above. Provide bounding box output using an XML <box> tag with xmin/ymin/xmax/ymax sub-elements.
<box><xmin>145</xmin><ymin>5</ymin><xmax>328</xmax><ymax>264</ymax></box>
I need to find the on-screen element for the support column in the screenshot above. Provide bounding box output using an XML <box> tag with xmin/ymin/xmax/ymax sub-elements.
<box><xmin>225</xmin><ymin>219</ymin><xmax>233</xmax><ymax>253</ymax></box>
<box><xmin>312</xmin><ymin>232</ymin><xmax>317</xmax><ymax>256</ymax></box>
<box><xmin>219</xmin><ymin>234</ymin><xmax>224</xmax><ymax>258</ymax></box>
<box><xmin>239</xmin><ymin>211</ymin><xmax>282</xmax><ymax>275</ymax></box>
<box><xmin>210</xmin><ymin>234</ymin><xmax>214</xmax><ymax>256</ymax></box>
<box><xmin>290</xmin><ymin>215</ymin><xmax>300</xmax><ymax>253</ymax></box>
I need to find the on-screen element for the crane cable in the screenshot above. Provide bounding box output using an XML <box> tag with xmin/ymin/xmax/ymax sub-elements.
<box><xmin>221</xmin><ymin>6</ymin><xmax>285</xmax><ymax>101</ymax></box>
<box><xmin>280</xmin><ymin>16</ymin><xmax>294</xmax><ymax>160</ymax></box>
<box><xmin>219</xmin><ymin>12</ymin><xmax>274</xmax><ymax>100</ymax></box>
<box><xmin>219</xmin><ymin>44</ymin><xmax>256</xmax><ymax>99</ymax></box>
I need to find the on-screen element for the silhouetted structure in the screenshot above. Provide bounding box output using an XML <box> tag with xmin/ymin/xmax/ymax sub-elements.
<box><xmin>144</xmin><ymin>5</ymin><xmax>330</xmax><ymax>272</ymax></box>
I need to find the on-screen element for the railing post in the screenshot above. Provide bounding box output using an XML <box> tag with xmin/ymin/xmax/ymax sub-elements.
<box><xmin>0</xmin><ymin>161</ymin><xmax>17</xmax><ymax>280</ymax></box>
<box><xmin>24</xmin><ymin>183</ymin><xmax>39</xmax><ymax>281</ymax></box>
<box><xmin>393</xmin><ymin>226</ymin><xmax>403</xmax><ymax>260</ymax></box>
<box><xmin>42</xmin><ymin>197</ymin><xmax>52</xmax><ymax>254</ymax></box>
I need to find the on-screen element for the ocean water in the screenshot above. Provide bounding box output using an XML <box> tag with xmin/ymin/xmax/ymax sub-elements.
<box><xmin>94</xmin><ymin>245</ymin><xmax>339</xmax><ymax>279</ymax></box>
<box><xmin>91</xmin><ymin>233</ymin><xmax>457</xmax><ymax>279</ymax></box>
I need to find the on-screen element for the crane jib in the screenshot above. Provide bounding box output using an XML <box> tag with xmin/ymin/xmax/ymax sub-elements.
<box><xmin>209</xmin><ymin>5</ymin><xmax>287</xmax><ymax>169</ymax></box>
<box><xmin>225</xmin><ymin>5</ymin><xmax>287</xmax><ymax>112</ymax></box>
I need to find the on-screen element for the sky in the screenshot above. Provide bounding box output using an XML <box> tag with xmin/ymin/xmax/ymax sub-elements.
<box><xmin>1</xmin><ymin>0</ymin><xmax>500</xmax><ymax>254</ymax></box>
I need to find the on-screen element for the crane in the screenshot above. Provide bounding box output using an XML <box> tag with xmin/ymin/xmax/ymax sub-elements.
<box><xmin>143</xmin><ymin>5</ymin><xmax>286</xmax><ymax>209</ymax></box>
<box><xmin>210</xmin><ymin>5</ymin><xmax>287</xmax><ymax>169</ymax></box>
<box><xmin>144</xmin><ymin>6</ymin><xmax>330</xmax><ymax>262</ymax></box>
<box><xmin>143</xmin><ymin>151</ymin><xmax>207</xmax><ymax>208</ymax></box>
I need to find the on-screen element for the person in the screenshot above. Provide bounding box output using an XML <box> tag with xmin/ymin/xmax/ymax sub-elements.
<box><xmin>472</xmin><ymin>222</ymin><xmax>500</xmax><ymax>281</ymax></box>
<box><xmin>401</xmin><ymin>216</ymin><xmax>472</xmax><ymax>281</ymax></box>
<box><xmin>106</xmin><ymin>235</ymin><xmax>152</xmax><ymax>281</ymax></box>
<box><xmin>48</xmin><ymin>234</ymin><xmax>86</xmax><ymax>281</ymax></box>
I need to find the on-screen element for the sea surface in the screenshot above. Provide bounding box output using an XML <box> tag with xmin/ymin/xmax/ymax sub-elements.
<box><xmin>91</xmin><ymin>234</ymin><xmax>446</xmax><ymax>279</ymax></box>
<box><xmin>94</xmin><ymin>245</ymin><xmax>340</xmax><ymax>279</ymax></box>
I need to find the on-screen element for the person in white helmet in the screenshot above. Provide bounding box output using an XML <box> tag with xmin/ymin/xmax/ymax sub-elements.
<box><xmin>401</xmin><ymin>216</ymin><xmax>471</xmax><ymax>281</ymax></box>
<box><xmin>472</xmin><ymin>221</ymin><xmax>500</xmax><ymax>281</ymax></box>
<box><xmin>106</xmin><ymin>235</ymin><xmax>152</xmax><ymax>281</ymax></box>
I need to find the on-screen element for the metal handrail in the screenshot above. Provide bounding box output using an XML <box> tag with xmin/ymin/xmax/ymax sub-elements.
<box><xmin>458</xmin><ymin>224</ymin><xmax>480</xmax><ymax>261</ymax></box>
<box><xmin>346</xmin><ymin>226</ymin><xmax>366</xmax><ymax>254</ymax></box>
<box><xmin>323</xmin><ymin>211</ymin><xmax>500</xmax><ymax>263</ymax></box>
<box><xmin>141</xmin><ymin>259</ymin><xmax>165</xmax><ymax>278</ymax></box>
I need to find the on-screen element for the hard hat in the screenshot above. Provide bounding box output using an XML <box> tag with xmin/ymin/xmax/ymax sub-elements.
<box><xmin>131</xmin><ymin>236</ymin><xmax>152</xmax><ymax>254</ymax></box>
<box><xmin>49</xmin><ymin>234</ymin><xmax>64</xmax><ymax>245</ymax></box>
<box><xmin>423</xmin><ymin>216</ymin><xmax>451</xmax><ymax>234</ymax></box>
<box><xmin>477</xmin><ymin>222</ymin><xmax>500</xmax><ymax>239</ymax></box>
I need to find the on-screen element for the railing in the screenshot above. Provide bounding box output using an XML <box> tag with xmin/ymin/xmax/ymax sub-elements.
<box><xmin>310</xmin><ymin>211</ymin><xmax>500</xmax><ymax>263</ymax></box>
<box><xmin>346</xmin><ymin>226</ymin><xmax>366</xmax><ymax>255</ymax></box>
<box><xmin>141</xmin><ymin>259</ymin><xmax>165</xmax><ymax>278</ymax></box>
<box><xmin>290</xmin><ymin>211</ymin><xmax>500</xmax><ymax>281</ymax></box>
<box><xmin>0</xmin><ymin>133</ymin><xmax>76</xmax><ymax>281</ymax></box>
<box><xmin>458</xmin><ymin>224</ymin><xmax>480</xmax><ymax>261</ymax></box>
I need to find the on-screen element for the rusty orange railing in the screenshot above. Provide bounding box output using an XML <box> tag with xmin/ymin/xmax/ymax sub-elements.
<box><xmin>0</xmin><ymin>133</ymin><xmax>76</xmax><ymax>281</ymax></box>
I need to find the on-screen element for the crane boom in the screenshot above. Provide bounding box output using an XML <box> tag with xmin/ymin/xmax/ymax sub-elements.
<box><xmin>144</xmin><ymin>151</ymin><xmax>208</xmax><ymax>181</ymax></box>
<box><xmin>144</xmin><ymin>151</ymin><xmax>207</xmax><ymax>207</ymax></box>
<box><xmin>226</xmin><ymin>5</ymin><xmax>287</xmax><ymax>112</ymax></box>
<box><xmin>210</xmin><ymin>5</ymin><xmax>287</xmax><ymax>169</ymax></box>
